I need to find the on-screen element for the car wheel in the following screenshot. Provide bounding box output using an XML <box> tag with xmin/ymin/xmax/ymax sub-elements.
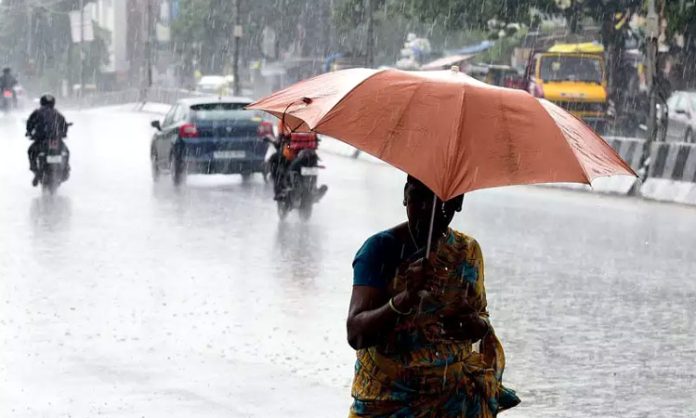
<box><xmin>151</xmin><ymin>152</ymin><xmax>160</xmax><ymax>182</ymax></box>
<box><xmin>685</xmin><ymin>129</ymin><xmax>694</xmax><ymax>144</ymax></box>
<box><xmin>170</xmin><ymin>155</ymin><xmax>185</xmax><ymax>186</ymax></box>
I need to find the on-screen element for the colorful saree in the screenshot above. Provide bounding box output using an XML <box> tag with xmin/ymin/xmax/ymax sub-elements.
<box><xmin>349</xmin><ymin>230</ymin><xmax>519</xmax><ymax>417</ymax></box>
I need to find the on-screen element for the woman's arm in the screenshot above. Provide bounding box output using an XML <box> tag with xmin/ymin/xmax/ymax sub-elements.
<box><xmin>347</xmin><ymin>259</ymin><xmax>427</xmax><ymax>350</ymax></box>
<box><xmin>346</xmin><ymin>286</ymin><xmax>413</xmax><ymax>350</ymax></box>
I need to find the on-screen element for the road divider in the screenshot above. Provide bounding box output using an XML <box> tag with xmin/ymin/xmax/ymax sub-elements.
<box><xmin>589</xmin><ymin>136</ymin><xmax>643</xmax><ymax>195</ymax></box>
<box><xmin>641</xmin><ymin>141</ymin><xmax>696</xmax><ymax>205</ymax></box>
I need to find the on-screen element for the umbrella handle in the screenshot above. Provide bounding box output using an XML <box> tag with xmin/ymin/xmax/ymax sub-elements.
<box><xmin>281</xmin><ymin>97</ymin><xmax>313</xmax><ymax>134</ymax></box>
<box><xmin>425</xmin><ymin>194</ymin><xmax>437</xmax><ymax>257</ymax></box>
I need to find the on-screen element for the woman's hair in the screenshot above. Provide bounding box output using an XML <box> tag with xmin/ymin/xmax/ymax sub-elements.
<box><xmin>406</xmin><ymin>175</ymin><xmax>428</xmax><ymax>191</ymax></box>
<box><xmin>406</xmin><ymin>175</ymin><xmax>464</xmax><ymax>207</ymax></box>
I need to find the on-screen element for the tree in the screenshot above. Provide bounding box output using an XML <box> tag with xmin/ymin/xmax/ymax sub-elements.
<box><xmin>331</xmin><ymin>0</ymin><xmax>557</xmax><ymax>67</ymax></box>
<box><xmin>383</xmin><ymin>0</ymin><xmax>556</xmax><ymax>30</ymax></box>
<box><xmin>0</xmin><ymin>0</ymin><xmax>94</xmax><ymax>92</ymax></box>
<box><xmin>171</xmin><ymin>0</ymin><xmax>333</xmax><ymax>85</ymax></box>
<box><xmin>665</xmin><ymin>0</ymin><xmax>696</xmax><ymax>88</ymax></box>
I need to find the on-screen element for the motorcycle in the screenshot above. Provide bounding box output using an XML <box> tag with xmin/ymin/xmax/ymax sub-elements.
<box><xmin>265</xmin><ymin>132</ymin><xmax>328</xmax><ymax>220</ymax></box>
<box><xmin>1</xmin><ymin>88</ymin><xmax>14</xmax><ymax>113</ymax></box>
<box><xmin>31</xmin><ymin>123</ymin><xmax>72</xmax><ymax>194</ymax></box>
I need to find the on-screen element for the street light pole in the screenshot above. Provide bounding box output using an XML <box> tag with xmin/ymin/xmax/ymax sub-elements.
<box><xmin>233</xmin><ymin>0</ymin><xmax>241</xmax><ymax>95</ymax></box>
<box><xmin>365</xmin><ymin>0</ymin><xmax>374</xmax><ymax>67</ymax></box>
<box><xmin>641</xmin><ymin>0</ymin><xmax>660</xmax><ymax>180</ymax></box>
<box><xmin>646</xmin><ymin>0</ymin><xmax>659</xmax><ymax>142</ymax></box>
<box><xmin>145</xmin><ymin>0</ymin><xmax>153</xmax><ymax>92</ymax></box>
<box><xmin>79</xmin><ymin>0</ymin><xmax>84</xmax><ymax>99</ymax></box>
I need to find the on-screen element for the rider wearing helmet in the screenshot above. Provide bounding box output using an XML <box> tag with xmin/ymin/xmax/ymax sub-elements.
<box><xmin>26</xmin><ymin>94</ymin><xmax>70</xmax><ymax>186</ymax></box>
<box><xmin>0</xmin><ymin>67</ymin><xmax>18</xmax><ymax>107</ymax></box>
<box><xmin>0</xmin><ymin>67</ymin><xmax>17</xmax><ymax>90</ymax></box>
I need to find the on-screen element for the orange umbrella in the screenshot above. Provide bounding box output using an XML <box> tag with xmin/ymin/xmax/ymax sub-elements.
<box><xmin>248</xmin><ymin>67</ymin><xmax>635</xmax><ymax>202</ymax></box>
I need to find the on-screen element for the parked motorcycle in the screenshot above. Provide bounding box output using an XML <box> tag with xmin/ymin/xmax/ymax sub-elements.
<box><xmin>265</xmin><ymin>132</ymin><xmax>328</xmax><ymax>220</ymax></box>
<box><xmin>31</xmin><ymin>123</ymin><xmax>72</xmax><ymax>194</ymax></box>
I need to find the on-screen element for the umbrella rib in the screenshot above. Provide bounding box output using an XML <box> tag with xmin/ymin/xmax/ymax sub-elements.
<box><xmin>540</xmin><ymin>99</ymin><xmax>593</xmax><ymax>185</ymax></box>
<box><xmin>445</xmin><ymin>88</ymin><xmax>468</xmax><ymax>199</ymax></box>
<box><xmin>554</xmin><ymin>119</ymin><xmax>594</xmax><ymax>185</ymax></box>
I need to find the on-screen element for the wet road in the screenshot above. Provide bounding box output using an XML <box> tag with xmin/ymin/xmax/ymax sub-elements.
<box><xmin>1</xmin><ymin>108</ymin><xmax>695</xmax><ymax>417</ymax></box>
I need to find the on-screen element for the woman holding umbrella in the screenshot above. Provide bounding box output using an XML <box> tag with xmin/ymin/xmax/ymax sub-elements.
<box><xmin>346</xmin><ymin>175</ymin><xmax>519</xmax><ymax>417</ymax></box>
<box><xmin>247</xmin><ymin>66</ymin><xmax>635</xmax><ymax>417</ymax></box>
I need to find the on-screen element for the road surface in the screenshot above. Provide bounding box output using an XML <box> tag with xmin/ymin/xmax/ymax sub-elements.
<box><xmin>1</xmin><ymin>108</ymin><xmax>695</xmax><ymax>417</ymax></box>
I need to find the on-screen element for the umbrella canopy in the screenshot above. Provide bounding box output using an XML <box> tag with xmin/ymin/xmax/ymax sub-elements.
<box><xmin>248</xmin><ymin>68</ymin><xmax>635</xmax><ymax>201</ymax></box>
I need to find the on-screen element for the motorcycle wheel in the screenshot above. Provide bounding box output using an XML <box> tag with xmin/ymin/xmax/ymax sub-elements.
<box><xmin>41</xmin><ymin>169</ymin><xmax>59</xmax><ymax>195</ymax></box>
<box><xmin>277</xmin><ymin>199</ymin><xmax>290</xmax><ymax>221</ymax></box>
<box><xmin>298</xmin><ymin>199</ymin><xmax>313</xmax><ymax>220</ymax></box>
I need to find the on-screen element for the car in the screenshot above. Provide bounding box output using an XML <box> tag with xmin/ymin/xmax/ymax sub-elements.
<box><xmin>196</xmin><ymin>75</ymin><xmax>230</xmax><ymax>95</ymax></box>
<box><xmin>149</xmin><ymin>97</ymin><xmax>273</xmax><ymax>185</ymax></box>
<box><xmin>664</xmin><ymin>91</ymin><xmax>696</xmax><ymax>143</ymax></box>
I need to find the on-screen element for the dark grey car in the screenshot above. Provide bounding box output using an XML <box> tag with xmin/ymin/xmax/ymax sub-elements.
<box><xmin>149</xmin><ymin>97</ymin><xmax>271</xmax><ymax>185</ymax></box>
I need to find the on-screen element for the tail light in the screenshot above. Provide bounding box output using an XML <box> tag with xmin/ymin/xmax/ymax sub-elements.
<box><xmin>257</xmin><ymin>120</ymin><xmax>274</xmax><ymax>138</ymax></box>
<box><xmin>3</xmin><ymin>90</ymin><xmax>12</xmax><ymax>98</ymax></box>
<box><xmin>179</xmin><ymin>123</ymin><xmax>198</xmax><ymax>138</ymax></box>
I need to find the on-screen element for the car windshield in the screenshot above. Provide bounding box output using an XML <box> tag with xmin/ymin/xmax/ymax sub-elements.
<box><xmin>540</xmin><ymin>55</ymin><xmax>603</xmax><ymax>83</ymax></box>
<box><xmin>190</xmin><ymin>102</ymin><xmax>257</xmax><ymax>121</ymax></box>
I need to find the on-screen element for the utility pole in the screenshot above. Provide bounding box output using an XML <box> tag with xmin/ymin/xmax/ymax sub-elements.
<box><xmin>26</xmin><ymin>5</ymin><xmax>32</xmax><ymax>62</ymax></box>
<box><xmin>646</xmin><ymin>0</ymin><xmax>659</xmax><ymax>142</ymax></box>
<box><xmin>233</xmin><ymin>0</ymin><xmax>242</xmax><ymax>95</ymax></box>
<box><xmin>79</xmin><ymin>0</ymin><xmax>85</xmax><ymax>99</ymax></box>
<box><xmin>365</xmin><ymin>0</ymin><xmax>374</xmax><ymax>67</ymax></box>
<box><xmin>642</xmin><ymin>0</ymin><xmax>659</xmax><ymax>179</ymax></box>
<box><xmin>145</xmin><ymin>0</ymin><xmax>154</xmax><ymax>95</ymax></box>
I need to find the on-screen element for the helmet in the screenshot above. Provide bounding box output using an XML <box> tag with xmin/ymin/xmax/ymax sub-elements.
<box><xmin>40</xmin><ymin>94</ymin><xmax>56</xmax><ymax>108</ymax></box>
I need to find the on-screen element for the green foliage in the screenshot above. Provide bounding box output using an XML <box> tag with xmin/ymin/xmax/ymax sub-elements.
<box><xmin>386</xmin><ymin>0</ymin><xmax>556</xmax><ymax>30</ymax></box>
<box><xmin>665</xmin><ymin>0</ymin><xmax>696</xmax><ymax>36</ymax></box>
<box><xmin>477</xmin><ymin>26</ymin><xmax>529</xmax><ymax>64</ymax></box>
<box><xmin>171</xmin><ymin>0</ymin><xmax>328</xmax><ymax>73</ymax></box>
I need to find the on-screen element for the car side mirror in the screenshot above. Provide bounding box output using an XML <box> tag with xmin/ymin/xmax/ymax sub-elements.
<box><xmin>151</xmin><ymin>120</ymin><xmax>161</xmax><ymax>130</ymax></box>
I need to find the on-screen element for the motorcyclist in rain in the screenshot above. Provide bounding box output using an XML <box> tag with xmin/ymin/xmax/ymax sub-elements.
<box><xmin>0</xmin><ymin>67</ymin><xmax>18</xmax><ymax>107</ymax></box>
<box><xmin>268</xmin><ymin>118</ymin><xmax>328</xmax><ymax>202</ymax></box>
<box><xmin>26</xmin><ymin>94</ymin><xmax>70</xmax><ymax>186</ymax></box>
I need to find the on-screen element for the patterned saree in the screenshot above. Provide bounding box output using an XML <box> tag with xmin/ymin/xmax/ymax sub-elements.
<box><xmin>349</xmin><ymin>230</ymin><xmax>520</xmax><ymax>417</ymax></box>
